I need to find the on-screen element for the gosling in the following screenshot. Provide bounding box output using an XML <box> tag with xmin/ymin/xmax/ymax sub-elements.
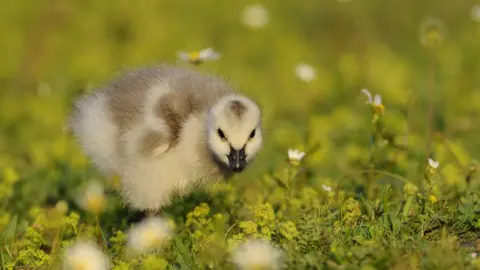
<box><xmin>68</xmin><ymin>64</ymin><xmax>263</xmax><ymax>213</ymax></box>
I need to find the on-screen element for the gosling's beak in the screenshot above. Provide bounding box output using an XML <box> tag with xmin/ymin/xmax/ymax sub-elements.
<box><xmin>227</xmin><ymin>146</ymin><xmax>246</xmax><ymax>172</ymax></box>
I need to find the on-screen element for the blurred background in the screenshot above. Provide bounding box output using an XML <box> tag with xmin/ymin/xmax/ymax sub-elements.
<box><xmin>1</xmin><ymin>0</ymin><xmax>480</xmax><ymax>208</ymax></box>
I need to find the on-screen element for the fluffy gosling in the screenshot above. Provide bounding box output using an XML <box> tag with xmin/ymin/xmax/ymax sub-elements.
<box><xmin>68</xmin><ymin>64</ymin><xmax>263</xmax><ymax>213</ymax></box>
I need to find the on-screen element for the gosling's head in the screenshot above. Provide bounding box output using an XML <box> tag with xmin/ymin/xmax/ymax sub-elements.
<box><xmin>207</xmin><ymin>94</ymin><xmax>263</xmax><ymax>173</ymax></box>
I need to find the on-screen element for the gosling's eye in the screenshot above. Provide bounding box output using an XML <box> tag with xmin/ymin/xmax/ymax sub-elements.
<box><xmin>249</xmin><ymin>129</ymin><xmax>256</xmax><ymax>139</ymax></box>
<box><xmin>217</xmin><ymin>128</ymin><xmax>226</xmax><ymax>141</ymax></box>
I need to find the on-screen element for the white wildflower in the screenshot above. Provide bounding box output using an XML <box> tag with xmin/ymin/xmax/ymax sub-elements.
<box><xmin>231</xmin><ymin>239</ymin><xmax>283</xmax><ymax>270</ymax></box>
<box><xmin>287</xmin><ymin>149</ymin><xmax>305</xmax><ymax>162</ymax></box>
<box><xmin>471</xmin><ymin>252</ymin><xmax>478</xmax><ymax>259</ymax></box>
<box><xmin>63</xmin><ymin>240</ymin><xmax>110</xmax><ymax>270</ymax></box>
<box><xmin>428</xmin><ymin>158</ymin><xmax>440</xmax><ymax>169</ymax></box>
<box><xmin>361</xmin><ymin>89</ymin><xmax>385</xmax><ymax>115</ymax></box>
<box><xmin>361</xmin><ymin>88</ymin><xmax>373</xmax><ymax>103</ymax></box>
<box><xmin>472</xmin><ymin>5</ymin><xmax>480</xmax><ymax>22</ymax></box>
<box><xmin>177</xmin><ymin>47</ymin><xmax>221</xmax><ymax>64</ymax></box>
<box><xmin>295</xmin><ymin>63</ymin><xmax>316</xmax><ymax>82</ymax></box>
<box><xmin>321</xmin><ymin>184</ymin><xmax>332</xmax><ymax>192</ymax></box>
<box><xmin>79</xmin><ymin>180</ymin><xmax>106</xmax><ymax>215</ymax></box>
<box><xmin>373</xmin><ymin>94</ymin><xmax>382</xmax><ymax>106</ymax></box>
<box><xmin>361</xmin><ymin>89</ymin><xmax>382</xmax><ymax>106</ymax></box>
<box><xmin>424</xmin><ymin>158</ymin><xmax>439</xmax><ymax>181</ymax></box>
<box><xmin>126</xmin><ymin>216</ymin><xmax>173</xmax><ymax>255</ymax></box>
<box><xmin>241</xmin><ymin>4</ymin><xmax>269</xmax><ymax>29</ymax></box>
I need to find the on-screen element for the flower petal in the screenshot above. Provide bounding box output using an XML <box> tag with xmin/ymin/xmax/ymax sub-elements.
<box><xmin>199</xmin><ymin>48</ymin><xmax>221</xmax><ymax>60</ymax></box>
<box><xmin>177</xmin><ymin>52</ymin><xmax>190</xmax><ymax>61</ymax></box>
<box><xmin>428</xmin><ymin>158</ymin><xmax>439</xmax><ymax>169</ymax></box>
<box><xmin>361</xmin><ymin>89</ymin><xmax>373</xmax><ymax>104</ymax></box>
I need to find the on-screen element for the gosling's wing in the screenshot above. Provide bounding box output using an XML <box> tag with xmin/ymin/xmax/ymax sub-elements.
<box><xmin>98</xmin><ymin>66</ymin><xmax>172</xmax><ymax>159</ymax></box>
<box><xmin>134</xmin><ymin>65</ymin><xmax>236</xmax><ymax>157</ymax></box>
<box><xmin>103</xmin><ymin>64</ymin><xmax>236</xmax><ymax>133</ymax></box>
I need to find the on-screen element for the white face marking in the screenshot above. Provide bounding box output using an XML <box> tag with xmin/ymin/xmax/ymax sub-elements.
<box><xmin>207</xmin><ymin>95</ymin><xmax>263</xmax><ymax>168</ymax></box>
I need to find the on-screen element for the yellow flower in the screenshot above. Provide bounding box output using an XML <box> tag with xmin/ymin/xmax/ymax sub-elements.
<box><xmin>80</xmin><ymin>181</ymin><xmax>106</xmax><ymax>215</ymax></box>
<box><xmin>254</xmin><ymin>202</ymin><xmax>275</xmax><ymax>228</ymax></box>
<box><xmin>278</xmin><ymin>221</ymin><xmax>299</xmax><ymax>240</ymax></box>
<box><xmin>341</xmin><ymin>198</ymin><xmax>361</xmax><ymax>226</ymax></box>
<box><xmin>239</xmin><ymin>221</ymin><xmax>258</xmax><ymax>235</ymax></box>
<box><xmin>188</xmin><ymin>51</ymin><xmax>201</xmax><ymax>61</ymax></box>
<box><xmin>429</xmin><ymin>195</ymin><xmax>438</xmax><ymax>204</ymax></box>
<box><xmin>193</xmin><ymin>203</ymin><xmax>210</xmax><ymax>217</ymax></box>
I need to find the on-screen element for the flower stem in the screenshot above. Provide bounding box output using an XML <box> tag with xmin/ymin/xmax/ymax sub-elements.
<box><xmin>426</xmin><ymin>49</ymin><xmax>437</xmax><ymax>157</ymax></box>
<box><xmin>95</xmin><ymin>215</ymin><xmax>108</xmax><ymax>248</ymax></box>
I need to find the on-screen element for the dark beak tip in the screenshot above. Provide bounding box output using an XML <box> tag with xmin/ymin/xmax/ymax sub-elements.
<box><xmin>230</xmin><ymin>164</ymin><xmax>245</xmax><ymax>173</ymax></box>
<box><xmin>233</xmin><ymin>167</ymin><xmax>244</xmax><ymax>173</ymax></box>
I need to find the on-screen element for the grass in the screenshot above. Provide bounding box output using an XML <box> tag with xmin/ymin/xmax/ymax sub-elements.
<box><xmin>2</xmin><ymin>0</ymin><xmax>480</xmax><ymax>269</ymax></box>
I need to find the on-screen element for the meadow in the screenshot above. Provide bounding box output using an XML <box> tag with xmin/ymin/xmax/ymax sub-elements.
<box><xmin>2</xmin><ymin>0</ymin><xmax>480</xmax><ymax>269</ymax></box>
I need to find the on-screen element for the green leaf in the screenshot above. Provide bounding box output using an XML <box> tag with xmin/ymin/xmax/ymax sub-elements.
<box><xmin>402</xmin><ymin>195</ymin><xmax>414</xmax><ymax>219</ymax></box>
<box><xmin>1</xmin><ymin>215</ymin><xmax>17</xmax><ymax>245</ymax></box>
<box><xmin>389</xmin><ymin>211</ymin><xmax>402</xmax><ymax>233</ymax></box>
<box><xmin>0</xmin><ymin>215</ymin><xmax>17</xmax><ymax>267</ymax></box>
<box><xmin>381</xmin><ymin>185</ymin><xmax>393</xmax><ymax>212</ymax></box>
<box><xmin>361</xmin><ymin>197</ymin><xmax>375</xmax><ymax>220</ymax></box>
<box><xmin>305</xmin><ymin>142</ymin><xmax>321</xmax><ymax>157</ymax></box>
<box><xmin>173</xmin><ymin>237</ymin><xmax>198</xmax><ymax>270</ymax></box>
<box><xmin>273</xmin><ymin>176</ymin><xmax>289</xmax><ymax>191</ymax></box>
